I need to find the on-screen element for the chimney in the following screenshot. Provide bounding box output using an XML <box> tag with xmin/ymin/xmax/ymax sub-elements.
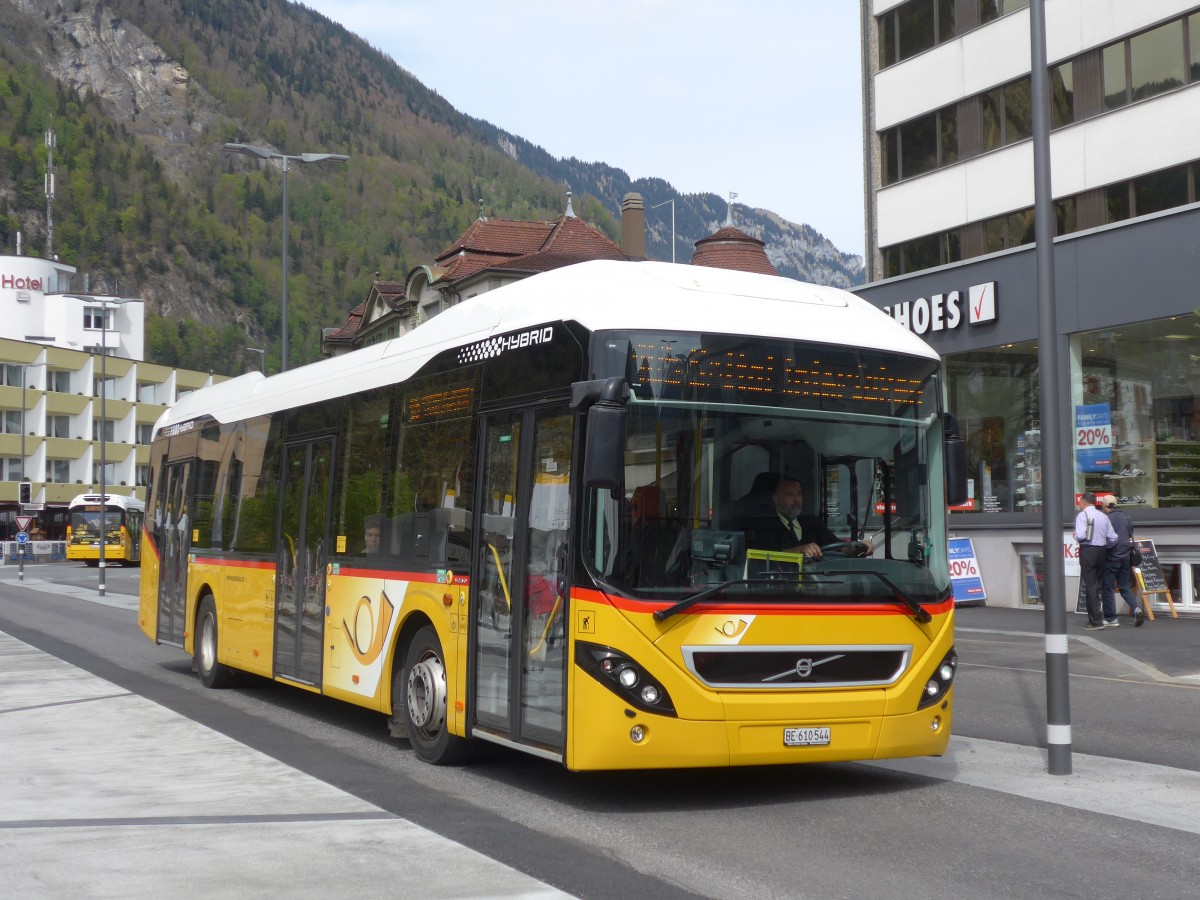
<box><xmin>621</xmin><ymin>193</ymin><xmax>646</xmax><ymax>260</ymax></box>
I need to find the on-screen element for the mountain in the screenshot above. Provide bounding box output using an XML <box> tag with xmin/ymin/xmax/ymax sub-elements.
<box><xmin>0</xmin><ymin>0</ymin><xmax>863</xmax><ymax>375</ymax></box>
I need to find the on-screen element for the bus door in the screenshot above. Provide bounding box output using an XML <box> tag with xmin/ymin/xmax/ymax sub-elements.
<box><xmin>155</xmin><ymin>461</ymin><xmax>192</xmax><ymax>646</ymax></box>
<box><xmin>127</xmin><ymin>508</ymin><xmax>144</xmax><ymax>563</ymax></box>
<box><xmin>471</xmin><ymin>406</ymin><xmax>573</xmax><ymax>753</ymax></box>
<box><xmin>274</xmin><ymin>438</ymin><xmax>334</xmax><ymax>686</ymax></box>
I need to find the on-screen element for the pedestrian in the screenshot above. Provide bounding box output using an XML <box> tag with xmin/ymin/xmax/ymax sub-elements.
<box><xmin>1075</xmin><ymin>492</ymin><xmax>1116</xmax><ymax>630</ymax></box>
<box><xmin>1100</xmin><ymin>496</ymin><xmax>1145</xmax><ymax>627</ymax></box>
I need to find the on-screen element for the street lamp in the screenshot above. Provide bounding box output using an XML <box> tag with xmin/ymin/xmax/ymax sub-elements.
<box><xmin>221</xmin><ymin>143</ymin><xmax>349</xmax><ymax>372</ymax></box>
<box><xmin>651</xmin><ymin>199</ymin><xmax>676</xmax><ymax>264</ymax></box>
<box><xmin>245</xmin><ymin>347</ymin><xmax>266</xmax><ymax>372</ymax></box>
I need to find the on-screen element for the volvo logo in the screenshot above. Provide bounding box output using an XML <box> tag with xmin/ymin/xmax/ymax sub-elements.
<box><xmin>794</xmin><ymin>654</ymin><xmax>845</xmax><ymax>679</ymax></box>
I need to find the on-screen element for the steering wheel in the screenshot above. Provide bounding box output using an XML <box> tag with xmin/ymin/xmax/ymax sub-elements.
<box><xmin>818</xmin><ymin>541</ymin><xmax>870</xmax><ymax>558</ymax></box>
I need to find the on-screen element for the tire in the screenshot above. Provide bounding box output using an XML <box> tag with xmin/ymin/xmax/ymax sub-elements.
<box><xmin>195</xmin><ymin>594</ymin><xmax>235</xmax><ymax>688</ymax></box>
<box><xmin>84</xmin><ymin>559</ymin><xmax>99</xmax><ymax>568</ymax></box>
<box><xmin>399</xmin><ymin>625</ymin><xmax>469</xmax><ymax>765</ymax></box>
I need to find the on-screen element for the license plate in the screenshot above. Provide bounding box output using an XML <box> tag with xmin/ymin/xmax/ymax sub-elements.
<box><xmin>783</xmin><ymin>726</ymin><xmax>831</xmax><ymax>747</ymax></box>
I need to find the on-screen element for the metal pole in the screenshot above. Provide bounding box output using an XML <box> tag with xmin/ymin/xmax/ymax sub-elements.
<box><xmin>1030</xmin><ymin>0</ymin><xmax>1071</xmax><ymax>775</ymax></box>
<box><xmin>19</xmin><ymin>367</ymin><xmax>26</xmax><ymax>583</ymax></box>
<box><xmin>99</xmin><ymin>303</ymin><xmax>107</xmax><ymax>599</ymax></box>
<box><xmin>281</xmin><ymin>157</ymin><xmax>290</xmax><ymax>373</ymax></box>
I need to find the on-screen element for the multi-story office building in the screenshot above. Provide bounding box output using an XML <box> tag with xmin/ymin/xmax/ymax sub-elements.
<box><xmin>857</xmin><ymin>1</ymin><xmax>1200</xmax><ymax>613</ymax></box>
<box><xmin>1</xmin><ymin>254</ymin><xmax>225</xmax><ymax>539</ymax></box>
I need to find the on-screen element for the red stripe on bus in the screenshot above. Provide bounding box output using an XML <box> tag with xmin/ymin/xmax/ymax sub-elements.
<box><xmin>192</xmin><ymin>557</ymin><xmax>277</xmax><ymax>570</ymax></box>
<box><xmin>141</xmin><ymin>530</ymin><xmax>160</xmax><ymax>563</ymax></box>
<box><xmin>571</xmin><ymin>587</ymin><xmax>955</xmax><ymax>618</ymax></box>
<box><xmin>336</xmin><ymin>567</ymin><xmax>467</xmax><ymax>584</ymax></box>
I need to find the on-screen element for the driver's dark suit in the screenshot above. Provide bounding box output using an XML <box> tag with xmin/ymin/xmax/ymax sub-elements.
<box><xmin>746</xmin><ymin>514</ymin><xmax>839</xmax><ymax>552</ymax></box>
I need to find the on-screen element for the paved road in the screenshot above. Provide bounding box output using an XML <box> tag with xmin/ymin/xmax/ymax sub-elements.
<box><xmin>3</xmin><ymin>564</ymin><xmax>1200</xmax><ymax>899</ymax></box>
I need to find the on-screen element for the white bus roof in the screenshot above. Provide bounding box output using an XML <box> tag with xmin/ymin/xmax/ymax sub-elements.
<box><xmin>158</xmin><ymin>260</ymin><xmax>938</xmax><ymax>431</ymax></box>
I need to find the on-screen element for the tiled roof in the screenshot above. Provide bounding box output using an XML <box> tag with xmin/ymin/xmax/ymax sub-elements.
<box><xmin>325</xmin><ymin>299</ymin><xmax>367</xmax><ymax>344</ymax></box>
<box><xmin>437</xmin><ymin>214</ymin><xmax>625</xmax><ymax>286</ymax></box>
<box><xmin>690</xmin><ymin>226</ymin><xmax>778</xmax><ymax>276</ymax></box>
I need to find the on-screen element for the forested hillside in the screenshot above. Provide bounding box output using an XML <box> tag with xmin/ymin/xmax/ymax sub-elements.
<box><xmin>0</xmin><ymin>0</ymin><xmax>861</xmax><ymax>375</ymax></box>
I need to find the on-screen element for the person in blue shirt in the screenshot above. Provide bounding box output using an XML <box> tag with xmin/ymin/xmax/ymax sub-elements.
<box><xmin>1075</xmin><ymin>492</ymin><xmax>1117</xmax><ymax>630</ymax></box>
<box><xmin>1100</xmin><ymin>496</ymin><xmax>1144</xmax><ymax>627</ymax></box>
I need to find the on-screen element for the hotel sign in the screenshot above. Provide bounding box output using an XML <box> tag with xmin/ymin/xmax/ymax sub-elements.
<box><xmin>2</xmin><ymin>273</ymin><xmax>45</xmax><ymax>291</ymax></box>
<box><xmin>883</xmin><ymin>282</ymin><xmax>997</xmax><ymax>336</ymax></box>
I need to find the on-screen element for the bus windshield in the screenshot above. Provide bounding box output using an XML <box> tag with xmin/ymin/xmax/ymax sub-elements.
<box><xmin>584</xmin><ymin>332</ymin><xmax>951</xmax><ymax>607</ymax></box>
<box><xmin>70</xmin><ymin>505</ymin><xmax>124</xmax><ymax>544</ymax></box>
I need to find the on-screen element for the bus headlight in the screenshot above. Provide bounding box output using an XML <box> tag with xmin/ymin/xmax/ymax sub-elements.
<box><xmin>575</xmin><ymin>641</ymin><xmax>677</xmax><ymax>717</ymax></box>
<box><xmin>917</xmin><ymin>647</ymin><xmax>957</xmax><ymax>710</ymax></box>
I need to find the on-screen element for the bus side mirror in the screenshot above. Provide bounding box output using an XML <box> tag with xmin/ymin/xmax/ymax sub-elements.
<box><xmin>944</xmin><ymin>413</ymin><xmax>968</xmax><ymax>507</ymax></box>
<box><xmin>572</xmin><ymin>377</ymin><xmax>629</xmax><ymax>492</ymax></box>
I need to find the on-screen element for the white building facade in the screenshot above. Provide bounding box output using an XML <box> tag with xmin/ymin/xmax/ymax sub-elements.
<box><xmin>857</xmin><ymin>1</ymin><xmax>1200</xmax><ymax>615</ymax></box>
<box><xmin>1</xmin><ymin>254</ymin><xmax>222</xmax><ymax>540</ymax></box>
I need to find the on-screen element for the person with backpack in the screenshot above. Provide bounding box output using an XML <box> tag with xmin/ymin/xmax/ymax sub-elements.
<box><xmin>1100</xmin><ymin>495</ymin><xmax>1145</xmax><ymax>627</ymax></box>
<box><xmin>1075</xmin><ymin>492</ymin><xmax>1117</xmax><ymax>630</ymax></box>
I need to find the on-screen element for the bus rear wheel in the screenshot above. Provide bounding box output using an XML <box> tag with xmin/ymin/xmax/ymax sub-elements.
<box><xmin>196</xmin><ymin>595</ymin><xmax>235</xmax><ymax>689</ymax></box>
<box><xmin>400</xmin><ymin>625</ymin><xmax>468</xmax><ymax>765</ymax></box>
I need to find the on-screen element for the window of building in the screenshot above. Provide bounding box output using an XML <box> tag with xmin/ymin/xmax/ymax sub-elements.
<box><xmin>3</xmin><ymin>410</ymin><xmax>21</xmax><ymax>435</ymax></box>
<box><xmin>137</xmin><ymin>423</ymin><xmax>154</xmax><ymax>445</ymax></box>
<box><xmin>93</xmin><ymin>462</ymin><xmax>116</xmax><ymax>485</ymax></box>
<box><xmin>1050</xmin><ymin>61</ymin><xmax>1075</xmax><ymax>127</ymax></box>
<box><xmin>3</xmin><ymin>458</ymin><xmax>20</xmax><ymax>481</ymax></box>
<box><xmin>897</xmin><ymin>0</ymin><xmax>937</xmax><ymax>62</ymax></box>
<box><xmin>83</xmin><ymin>307</ymin><xmax>112</xmax><ymax>330</ymax></box>
<box><xmin>50</xmin><ymin>415</ymin><xmax>70</xmax><ymax>439</ymax></box>
<box><xmin>1102</xmin><ymin>41</ymin><xmax>1130</xmax><ymax>110</ymax></box>
<box><xmin>1130</xmin><ymin>19</ymin><xmax>1186</xmax><ymax>102</ymax></box>
<box><xmin>1132</xmin><ymin>164</ymin><xmax>1189</xmax><ymax>217</ymax></box>
<box><xmin>879</xmin><ymin>0</ymin><xmax>1030</xmax><ymax>70</ymax></box>
<box><xmin>47</xmin><ymin>459</ymin><xmax>70</xmax><ymax>483</ymax></box>
<box><xmin>1076</xmin><ymin>318</ymin><xmax>1200</xmax><ymax>511</ymax></box>
<box><xmin>49</xmin><ymin>370</ymin><xmax>71</xmax><ymax>393</ymax></box>
<box><xmin>137</xmin><ymin>464</ymin><xmax>151</xmax><ymax>487</ymax></box>
<box><xmin>945</xmin><ymin>341</ymin><xmax>1041</xmax><ymax>513</ymax></box>
<box><xmin>1190</xmin><ymin>15</ymin><xmax>1200</xmax><ymax>81</ymax></box>
<box><xmin>137</xmin><ymin>382</ymin><xmax>156</xmax><ymax>403</ymax></box>
<box><xmin>1003</xmin><ymin>79</ymin><xmax>1032</xmax><ymax>145</ymax></box>
<box><xmin>2</xmin><ymin>364</ymin><xmax>21</xmax><ymax>387</ymax></box>
<box><xmin>93</xmin><ymin>419</ymin><xmax>115</xmax><ymax>442</ymax></box>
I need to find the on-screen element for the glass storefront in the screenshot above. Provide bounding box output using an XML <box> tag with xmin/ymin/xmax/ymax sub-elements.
<box><xmin>945</xmin><ymin>341</ymin><xmax>1040</xmax><ymax>513</ymax></box>
<box><xmin>1075</xmin><ymin>317</ymin><xmax>1200</xmax><ymax>510</ymax></box>
<box><xmin>943</xmin><ymin>316</ymin><xmax>1200</xmax><ymax>515</ymax></box>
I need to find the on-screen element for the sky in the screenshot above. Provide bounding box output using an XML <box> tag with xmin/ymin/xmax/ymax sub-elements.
<box><xmin>299</xmin><ymin>1</ymin><xmax>866</xmax><ymax>256</ymax></box>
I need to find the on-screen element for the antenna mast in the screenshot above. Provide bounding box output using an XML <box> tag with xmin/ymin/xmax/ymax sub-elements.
<box><xmin>45</xmin><ymin>129</ymin><xmax>56</xmax><ymax>259</ymax></box>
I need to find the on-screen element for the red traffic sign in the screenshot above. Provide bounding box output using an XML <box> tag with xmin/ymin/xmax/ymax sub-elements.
<box><xmin>15</xmin><ymin>515</ymin><xmax>33</xmax><ymax>532</ymax></box>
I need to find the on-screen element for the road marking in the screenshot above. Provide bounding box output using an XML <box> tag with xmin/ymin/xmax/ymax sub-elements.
<box><xmin>866</xmin><ymin>734</ymin><xmax>1200</xmax><ymax>836</ymax></box>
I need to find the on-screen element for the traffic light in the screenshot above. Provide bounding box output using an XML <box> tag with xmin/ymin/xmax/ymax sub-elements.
<box><xmin>18</xmin><ymin>480</ymin><xmax>31</xmax><ymax>505</ymax></box>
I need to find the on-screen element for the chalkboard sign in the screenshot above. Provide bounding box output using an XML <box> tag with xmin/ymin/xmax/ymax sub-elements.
<box><xmin>1132</xmin><ymin>539</ymin><xmax>1166</xmax><ymax>593</ymax></box>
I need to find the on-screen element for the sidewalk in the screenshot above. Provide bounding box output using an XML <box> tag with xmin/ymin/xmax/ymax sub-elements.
<box><xmin>954</xmin><ymin>603</ymin><xmax>1200</xmax><ymax>682</ymax></box>
<box><xmin>0</xmin><ymin>630</ymin><xmax>569</xmax><ymax>899</ymax></box>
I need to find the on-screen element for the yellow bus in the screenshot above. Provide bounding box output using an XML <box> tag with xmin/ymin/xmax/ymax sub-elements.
<box><xmin>67</xmin><ymin>492</ymin><xmax>145</xmax><ymax>566</ymax></box>
<box><xmin>138</xmin><ymin>260</ymin><xmax>966</xmax><ymax>770</ymax></box>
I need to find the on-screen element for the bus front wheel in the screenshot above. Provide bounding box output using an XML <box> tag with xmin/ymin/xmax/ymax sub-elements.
<box><xmin>196</xmin><ymin>595</ymin><xmax>235</xmax><ymax>689</ymax></box>
<box><xmin>400</xmin><ymin>625</ymin><xmax>468</xmax><ymax>765</ymax></box>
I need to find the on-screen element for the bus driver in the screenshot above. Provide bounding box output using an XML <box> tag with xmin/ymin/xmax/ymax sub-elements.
<box><xmin>748</xmin><ymin>475</ymin><xmax>873</xmax><ymax>560</ymax></box>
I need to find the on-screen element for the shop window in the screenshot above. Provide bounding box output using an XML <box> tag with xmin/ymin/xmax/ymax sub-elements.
<box><xmin>945</xmin><ymin>341</ymin><xmax>1041</xmax><ymax>513</ymax></box>
<box><xmin>1019</xmin><ymin>551</ymin><xmax>1046</xmax><ymax>605</ymax></box>
<box><xmin>1076</xmin><ymin>319</ymin><xmax>1200</xmax><ymax>511</ymax></box>
<box><xmin>1133</xmin><ymin>165</ymin><xmax>1189</xmax><ymax>217</ymax></box>
<box><xmin>1130</xmin><ymin>20</ymin><xmax>1186</xmax><ymax>102</ymax></box>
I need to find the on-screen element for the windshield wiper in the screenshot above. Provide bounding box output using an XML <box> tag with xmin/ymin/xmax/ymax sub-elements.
<box><xmin>653</xmin><ymin>578</ymin><xmax>788</xmax><ymax>621</ymax></box>
<box><xmin>823</xmin><ymin>569</ymin><xmax>932</xmax><ymax>623</ymax></box>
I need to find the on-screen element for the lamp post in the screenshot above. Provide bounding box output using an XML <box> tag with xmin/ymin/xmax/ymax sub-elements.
<box><xmin>245</xmin><ymin>346</ymin><xmax>266</xmax><ymax>373</ymax></box>
<box><xmin>651</xmin><ymin>199</ymin><xmax>676</xmax><ymax>264</ymax></box>
<box><xmin>221</xmin><ymin>143</ymin><xmax>349</xmax><ymax>372</ymax></box>
<box><xmin>18</xmin><ymin>361</ymin><xmax>47</xmax><ymax>583</ymax></box>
